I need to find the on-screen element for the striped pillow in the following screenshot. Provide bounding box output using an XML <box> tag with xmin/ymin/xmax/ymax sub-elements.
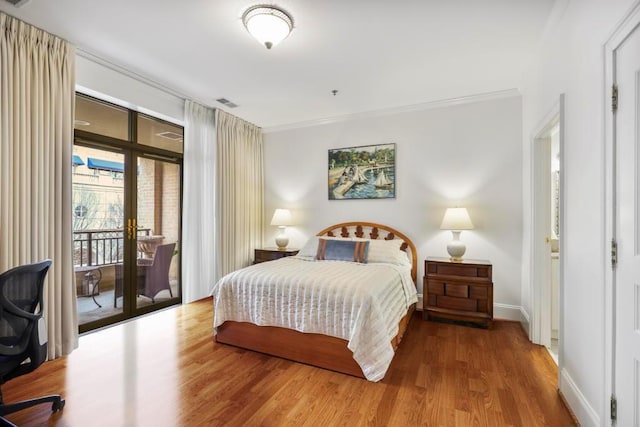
<box><xmin>316</xmin><ymin>239</ymin><xmax>369</xmax><ymax>263</ymax></box>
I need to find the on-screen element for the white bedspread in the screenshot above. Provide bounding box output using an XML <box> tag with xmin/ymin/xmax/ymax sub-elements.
<box><xmin>211</xmin><ymin>256</ymin><xmax>417</xmax><ymax>381</ymax></box>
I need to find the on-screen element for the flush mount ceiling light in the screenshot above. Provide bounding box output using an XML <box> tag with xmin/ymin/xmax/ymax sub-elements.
<box><xmin>242</xmin><ymin>4</ymin><xmax>294</xmax><ymax>49</ymax></box>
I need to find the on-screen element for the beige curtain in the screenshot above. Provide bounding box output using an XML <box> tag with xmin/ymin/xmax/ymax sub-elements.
<box><xmin>0</xmin><ymin>13</ymin><xmax>78</xmax><ymax>358</ymax></box>
<box><xmin>215</xmin><ymin>109</ymin><xmax>264</xmax><ymax>275</ymax></box>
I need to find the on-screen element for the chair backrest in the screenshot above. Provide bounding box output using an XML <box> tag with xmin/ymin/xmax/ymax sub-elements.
<box><xmin>141</xmin><ymin>243</ymin><xmax>175</xmax><ymax>299</ymax></box>
<box><xmin>0</xmin><ymin>260</ymin><xmax>51</xmax><ymax>381</ymax></box>
<box><xmin>150</xmin><ymin>243</ymin><xmax>175</xmax><ymax>277</ymax></box>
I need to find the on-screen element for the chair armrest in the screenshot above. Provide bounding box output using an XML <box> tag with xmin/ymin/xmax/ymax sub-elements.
<box><xmin>0</xmin><ymin>334</ymin><xmax>30</xmax><ymax>356</ymax></box>
<box><xmin>0</xmin><ymin>298</ymin><xmax>40</xmax><ymax>321</ymax></box>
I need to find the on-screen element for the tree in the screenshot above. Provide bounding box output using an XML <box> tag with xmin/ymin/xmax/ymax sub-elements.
<box><xmin>72</xmin><ymin>188</ymin><xmax>99</xmax><ymax>231</ymax></box>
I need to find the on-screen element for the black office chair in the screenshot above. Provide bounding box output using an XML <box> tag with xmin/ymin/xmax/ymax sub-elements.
<box><xmin>0</xmin><ymin>260</ymin><xmax>64</xmax><ymax>426</ymax></box>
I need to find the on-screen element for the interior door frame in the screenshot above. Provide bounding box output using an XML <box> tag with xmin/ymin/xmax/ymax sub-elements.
<box><xmin>604</xmin><ymin>1</ymin><xmax>640</xmax><ymax>423</ymax></box>
<box><xmin>530</xmin><ymin>95</ymin><xmax>565</xmax><ymax>375</ymax></box>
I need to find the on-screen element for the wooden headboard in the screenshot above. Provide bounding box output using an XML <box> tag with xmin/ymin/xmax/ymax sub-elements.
<box><xmin>316</xmin><ymin>222</ymin><xmax>417</xmax><ymax>285</ymax></box>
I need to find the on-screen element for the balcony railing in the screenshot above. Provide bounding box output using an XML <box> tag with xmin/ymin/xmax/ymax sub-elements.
<box><xmin>73</xmin><ymin>228</ymin><xmax>151</xmax><ymax>267</ymax></box>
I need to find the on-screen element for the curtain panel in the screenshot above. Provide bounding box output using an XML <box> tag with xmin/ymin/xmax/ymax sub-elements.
<box><xmin>0</xmin><ymin>13</ymin><xmax>78</xmax><ymax>357</ymax></box>
<box><xmin>215</xmin><ymin>109</ymin><xmax>264</xmax><ymax>276</ymax></box>
<box><xmin>182</xmin><ymin>101</ymin><xmax>218</xmax><ymax>302</ymax></box>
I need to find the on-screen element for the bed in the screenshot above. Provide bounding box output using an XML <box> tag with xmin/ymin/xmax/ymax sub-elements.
<box><xmin>211</xmin><ymin>222</ymin><xmax>418</xmax><ymax>381</ymax></box>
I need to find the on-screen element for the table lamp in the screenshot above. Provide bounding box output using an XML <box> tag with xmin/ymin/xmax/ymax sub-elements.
<box><xmin>440</xmin><ymin>207</ymin><xmax>474</xmax><ymax>261</ymax></box>
<box><xmin>270</xmin><ymin>208</ymin><xmax>292</xmax><ymax>250</ymax></box>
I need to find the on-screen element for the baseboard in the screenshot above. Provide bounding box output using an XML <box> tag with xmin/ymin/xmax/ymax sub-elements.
<box><xmin>417</xmin><ymin>293</ymin><xmax>423</xmax><ymax>310</ymax></box>
<box><xmin>519</xmin><ymin>306</ymin><xmax>530</xmax><ymax>336</ymax></box>
<box><xmin>559</xmin><ymin>367</ymin><xmax>600</xmax><ymax>427</ymax></box>
<box><xmin>493</xmin><ymin>303</ymin><xmax>522</xmax><ymax>321</ymax></box>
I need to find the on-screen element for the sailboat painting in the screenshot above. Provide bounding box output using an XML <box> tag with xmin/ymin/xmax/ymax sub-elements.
<box><xmin>328</xmin><ymin>143</ymin><xmax>396</xmax><ymax>200</ymax></box>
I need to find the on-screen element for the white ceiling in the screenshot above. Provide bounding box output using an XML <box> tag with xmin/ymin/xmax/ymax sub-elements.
<box><xmin>0</xmin><ymin>0</ymin><xmax>557</xmax><ymax>129</ymax></box>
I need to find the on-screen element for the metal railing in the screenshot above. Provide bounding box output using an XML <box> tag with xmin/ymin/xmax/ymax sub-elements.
<box><xmin>73</xmin><ymin>228</ymin><xmax>151</xmax><ymax>267</ymax></box>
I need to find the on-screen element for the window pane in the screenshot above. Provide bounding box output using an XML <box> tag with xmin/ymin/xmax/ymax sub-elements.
<box><xmin>136</xmin><ymin>158</ymin><xmax>181</xmax><ymax>308</ymax></box>
<box><xmin>73</xmin><ymin>145</ymin><xmax>125</xmax><ymax>324</ymax></box>
<box><xmin>137</xmin><ymin>114</ymin><xmax>183</xmax><ymax>153</ymax></box>
<box><xmin>75</xmin><ymin>95</ymin><xmax>129</xmax><ymax>140</ymax></box>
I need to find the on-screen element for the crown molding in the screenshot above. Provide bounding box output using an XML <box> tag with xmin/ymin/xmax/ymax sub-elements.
<box><xmin>263</xmin><ymin>88</ymin><xmax>521</xmax><ymax>134</ymax></box>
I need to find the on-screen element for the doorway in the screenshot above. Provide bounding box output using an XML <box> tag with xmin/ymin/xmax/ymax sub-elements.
<box><xmin>531</xmin><ymin>96</ymin><xmax>564</xmax><ymax>366</ymax></box>
<box><xmin>73</xmin><ymin>93</ymin><xmax>184</xmax><ymax>332</ymax></box>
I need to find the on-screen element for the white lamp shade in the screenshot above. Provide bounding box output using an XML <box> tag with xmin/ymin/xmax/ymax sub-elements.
<box><xmin>440</xmin><ymin>208</ymin><xmax>474</xmax><ymax>230</ymax></box>
<box><xmin>243</xmin><ymin>6</ymin><xmax>293</xmax><ymax>49</ymax></box>
<box><xmin>270</xmin><ymin>209</ymin><xmax>292</xmax><ymax>226</ymax></box>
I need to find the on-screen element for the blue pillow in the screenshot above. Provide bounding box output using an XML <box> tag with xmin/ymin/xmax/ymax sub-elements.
<box><xmin>316</xmin><ymin>239</ymin><xmax>369</xmax><ymax>263</ymax></box>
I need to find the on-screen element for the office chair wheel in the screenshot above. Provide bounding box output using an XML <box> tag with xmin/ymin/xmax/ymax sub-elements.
<box><xmin>52</xmin><ymin>399</ymin><xmax>65</xmax><ymax>412</ymax></box>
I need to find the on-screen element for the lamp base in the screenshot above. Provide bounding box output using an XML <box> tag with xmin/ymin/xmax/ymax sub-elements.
<box><xmin>446</xmin><ymin>231</ymin><xmax>466</xmax><ymax>261</ymax></box>
<box><xmin>275</xmin><ymin>227</ymin><xmax>289</xmax><ymax>250</ymax></box>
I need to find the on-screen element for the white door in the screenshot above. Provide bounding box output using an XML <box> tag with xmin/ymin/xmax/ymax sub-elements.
<box><xmin>614</xmin><ymin>19</ymin><xmax>640</xmax><ymax>426</ymax></box>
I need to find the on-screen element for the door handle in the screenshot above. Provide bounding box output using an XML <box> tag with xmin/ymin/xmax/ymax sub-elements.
<box><xmin>127</xmin><ymin>219</ymin><xmax>138</xmax><ymax>240</ymax></box>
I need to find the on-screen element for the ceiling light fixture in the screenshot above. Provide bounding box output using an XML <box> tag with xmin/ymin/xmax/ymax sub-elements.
<box><xmin>242</xmin><ymin>4</ymin><xmax>294</xmax><ymax>50</ymax></box>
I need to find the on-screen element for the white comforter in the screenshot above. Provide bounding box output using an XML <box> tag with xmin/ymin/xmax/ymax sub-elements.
<box><xmin>211</xmin><ymin>256</ymin><xmax>417</xmax><ymax>381</ymax></box>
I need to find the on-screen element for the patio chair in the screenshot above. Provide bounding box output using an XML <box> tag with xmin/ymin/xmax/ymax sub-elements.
<box><xmin>114</xmin><ymin>242</ymin><xmax>176</xmax><ymax>307</ymax></box>
<box><xmin>137</xmin><ymin>243</ymin><xmax>176</xmax><ymax>302</ymax></box>
<box><xmin>0</xmin><ymin>260</ymin><xmax>65</xmax><ymax>426</ymax></box>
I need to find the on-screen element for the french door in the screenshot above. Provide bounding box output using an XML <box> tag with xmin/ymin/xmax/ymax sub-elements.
<box><xmin>73</xmin><ymin>94</ymin><xmax>183</xmax><ymax>332</ymax></box>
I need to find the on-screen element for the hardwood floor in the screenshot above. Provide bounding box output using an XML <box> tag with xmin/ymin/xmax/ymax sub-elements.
<box><xmin>4</xmin><ymin>298</ymin><xmax>575</xmax><ymax>426</ymax></box>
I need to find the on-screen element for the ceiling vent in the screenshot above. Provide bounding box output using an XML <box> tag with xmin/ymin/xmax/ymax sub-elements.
<box><xmin>3</xmin><ymin>0</ymin><xmax>31</xmax><ymax>6</ymax></box>
<box><xmin>216</xmin><ymin>98</ymin><xmax>239</xmax><ymax>108</ymax></box>
<box><xmin>156</xmin><ymin>131</ymin><xmax>183</xmax><ymax>141</ymax></box>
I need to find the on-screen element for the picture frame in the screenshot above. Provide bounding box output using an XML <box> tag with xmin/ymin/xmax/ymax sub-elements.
<box><xmin>328</xmin><ymin>143</ymin><xmax>396</xmax><ymax>200</ymax></box>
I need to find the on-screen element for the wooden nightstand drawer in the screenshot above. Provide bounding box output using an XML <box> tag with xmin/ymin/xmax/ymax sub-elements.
<box><xmin>469</xmin><ymin>286</ymin><xmax>488</xmax><ymax>299</ymax></box>
<box><xmin>445</xmin><ymin>283</ymin><xmax>469</xmax><ymax>298</ymax></box>
<box><xmin>427</xmin><ymin>281</ymin><xmax>444</xmax><ymax>295</ymax></box>
<box><xmin>254</xmin><ymin>248</ymin><xmax>299</xmax><ymax>264</ymax></box>
<box><xmin>437</xmin><ymin>295</ymin><xmax>477</xmax><ymax>312</ymax></box>
<box><xmin>428</xmin><ymin>261</ymin><xmax>491</xmax><ymax>279</ymax></box>
<box><xmin>423</xmin><ymin>257</ymin><xmax>493</xmax><ymax>328</ymax></box>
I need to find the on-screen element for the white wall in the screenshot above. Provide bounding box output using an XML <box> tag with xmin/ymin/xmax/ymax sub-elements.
<box><xmin>264</xmin><ymin>96</ymin><xmax>523</xmax><ymax>318</ymax></box>
<box><xmin>520</xmin><ymin>0</ymin><xmax>637</xmax><ymax>425</ymax></box>
<box><xmin>76</xmin><ymin>54</ymin><xmax>184</xmax><ymax>123</ymax></box>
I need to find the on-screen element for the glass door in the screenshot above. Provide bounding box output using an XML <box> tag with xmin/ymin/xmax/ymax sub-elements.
<box><xmin>73</xmin><ymin>145</ymin><xmax>127</xmax><ymax>326</ymax></box>
<box><xmin>134</xmin><ymin>156</ymin><xmax>181</xmax><ymax>310</ymax></box>
<box><xmin>74</xmin><ymin>93</ymin><xmax>183</xmax><ymax>332</ymax></box>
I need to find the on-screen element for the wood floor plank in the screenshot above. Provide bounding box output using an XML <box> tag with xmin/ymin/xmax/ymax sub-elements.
<box><xmin>3</xmin><ymin>298</ymin><xmax>576</xmax><ymax>426</ymax></box>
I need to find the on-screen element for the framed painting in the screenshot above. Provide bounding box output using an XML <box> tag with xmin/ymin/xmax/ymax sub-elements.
<box><xmin>328</xmin><ymin>143</ymin><xmax>396</xmax><ymax>200</ymax></box>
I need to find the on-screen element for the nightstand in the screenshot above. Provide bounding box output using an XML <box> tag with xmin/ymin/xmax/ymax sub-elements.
<box><xmin>254</xmin><ymin>248</ymin><xmax>299</xmax><ymax>264</ymax></box>
<box><xmin>423</xmin><ymin>256</ymin><xmax>493</xmax><ymax>328</ymax></box>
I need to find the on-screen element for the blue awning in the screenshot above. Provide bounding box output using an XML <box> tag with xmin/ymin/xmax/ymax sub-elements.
<box><xmin>72</xmin><ymin>155</ymin><xmax>84</xmax><ymax>166</ymax></box>
<box><xmin>87</xmin><ymin>157</ymin><xmax>124</xmax><ymax>173</ymax></box>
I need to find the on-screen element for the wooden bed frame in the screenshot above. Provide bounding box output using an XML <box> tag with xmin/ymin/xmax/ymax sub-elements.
<box><xmin>215</xmin><ymin>222</ymin><xmax>418</xmax><ymax>379</ymax></box>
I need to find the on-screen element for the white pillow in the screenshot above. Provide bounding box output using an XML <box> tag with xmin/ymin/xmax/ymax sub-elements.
<box><xmin>296</xmin><ymin>236</ymin><xmax>319</xmax><ymax>258</ymax></box>
<box><xmin>354</xmin><ymin>238</ymin><xmax>411</xmax><ymax>266</ymax></box>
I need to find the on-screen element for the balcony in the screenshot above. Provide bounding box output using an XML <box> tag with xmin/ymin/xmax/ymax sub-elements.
<box><xmin>74</xmin><ymin>228</ymin><xmax>178</xmax><ymax>324</ymax></box>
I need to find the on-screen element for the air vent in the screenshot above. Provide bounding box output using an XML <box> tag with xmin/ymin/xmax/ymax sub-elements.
<box><xmin>3</xmin><ymin>0</ymin><xmax>31</xmax><ymax>6</ymax></box>
<box><xmin>216</xmin><ymin>98</ymin><xmax>239</xmax><ymax>108</ymax></box>
<box><xmin>156</xmin><ymin>131</ymin><xmax>183</xmax><ymax>141</ymax></box>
